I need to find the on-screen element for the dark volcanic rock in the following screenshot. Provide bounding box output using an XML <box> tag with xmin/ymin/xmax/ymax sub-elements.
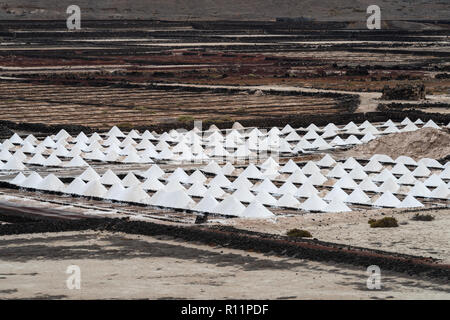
<box><xmin>0</xmin><ymin>125</ymin><xmax>13</xmax><ymax>138</ymax></box>
<box><xmin>382</xmin><ymin>83</ymin><xmax>426</xmax><ymax>101</ymax></box>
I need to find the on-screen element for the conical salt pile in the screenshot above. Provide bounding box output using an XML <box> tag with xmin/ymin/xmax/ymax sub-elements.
<box><xmin>232</xmin><ymin>187</ymin><xmax>255</xmax><ymax>203</ymax></box>
<box><xmin>107</xmin><ymin>126</ymin><xmax>125</xmax><ymax>138</ymax></box>
<box><xmin>54</xmin><ymin>145</ymin><xmax>70</xmax><ymax>157</ymax></box>
<box><xmin>43</xmin><ymin>153</ymin><xmax>62</xmax><ymax>167</ymax></box>
<box><xmin>373</xmin><ymin>191</ymin><xmax>401</xmax><ymax>208</ymax></box>
<box><xmin>122</xmin><ymin>172</ymin><xmax>141</xmax><ymax>187</ymax></box>
<box><xmin>252</xmin><ymin>178</ymin><xmax>278</xmax><ymax>194</ymax></box>
<box><xmin>187</xmin><ymin>181</ymin><xmax>208</xmax><ymax>197</ymax></box>
<box><xmin>285</xmin><ymin>131</ymin><xmax>301</xmax><ymax>141</ymax></box>
<box><xmin>9</xmin><ymin>133</ymin><xmax>23</xmax><ymax>145</ymax></box>
<box><xmin>391</xmin><ymin>163</ymin><xmax>410</xmax><ymax>175</ymax></box>
<box><xmin>295</xmin><ymin>182</ymin><xmax>318</xmax><ymax>198</ymax></box>
<box><xmin>65</xmin><ymin>155</ymin><xmax>88</xmax><ymax>167</ymax></box>
<box><xmin>121</xmin><ymin>185</ymin><xmax>150</xmax><ymax>203</ymax></box>
<box><xmin>85</xmin><ymin>149</ymin><xmax>106</xmax><ymax>161</ymax></box>
<box><xmin>10</xmin><ymin>172</ymin><xmax>26</xmax><ymax>185</ymax></box>
<box><xmin>27</xmin><ymin>152</ymin><xmax>46</xmax><ymax>165</ymax></box>
<box><xmin>208</xmin><ymin>173</ymin><xmax>232</xmax><ymax>188</ymax></box>
<box><xmin>361</xmin><ymin>132</ymin><xmax>376</xmax><ymax>143</ymax></box>
<box><xmin>105</xmin><ymin>183</ymin><xmax>126</xmax><ymax>201</ymax></box>
<box><xmin>277</xmin><ymin>181</ymin><xmax>298</xmax><ymax>195</ymax></box>
<box><xmin>327</xmin><ymin>163</ymin><xmax>347</xmax><ymax>178</ymax></box>
<box><xmin>83</xmin><ymin>180</ymin><xmax>108</xmax><ymax>198</ymax></box>
<box><xmin>240</xmin><ymin>164</ymin><xmax>263</xmax><ymax>179</ymax></box>
<box><xmin>213</xmin><ymin>195</ymin><xmax>245</xmax><ymax>217</ymax></box>
<box><xmin>399</xmin><ymin>195</ymin><xmax>423</xmax><ymax>208</ymax></box>
<box><xmin>430</xmin><ymin>184</ymin><xmax>449</xmax><ymax>199</ymax></box>
<box><xmin>254</xmin><ymin>190</ymin><xmax>278</xmax><ymax>206</ymax></box>
<box><xmin>186</xmin><ymin>170</ymin><xmax>207</xmax><ymax>184</ymax></box>
<box><xmin>423</xmin><ymin>119</ymin><xmax>440</xmax><ymax>130</ymax></box>
<box><xmin>280</xmin><ymin>159</ymin><xmax>301</xmax><ymax>173</ymax></box>
<box><xmin>342</xmin><ymin>157</ymin><xmax>360</xmax><ymax>170</ymax></box>
<box><xmin>439</xmin><ymin>167</ymin><xmax>450</xmax><ymax>180</ymax></box>
<box><xmin>333</xmin><ymin>174</ymin><xmax>358</xmax><ymax>190</ymax></box>
<box><xmin>20</xmin><ymin>141</ymin><xmax>36</xmax><ymax>154</ymax></box>
<box><xmin>142</xmin><ymin>165</ymin><xmax>165</xmax><ymax>179</ymax></box>
<box><xmin>281</xmin><ymin>124</ymin><xmax>295</xmax><ymax>134</ymax></box>
<box><xmin>122</xmin><ymin>151</ymin><xmax>142</xmax><ymax>164</ymax></box>
<box><xmin>221</xmin><ymin>162</ymin><xmax>235</xmax><ymax>175</ymax></box>
<box><xmin>204</xmin><ymin>184</ymin><xmax>226</xmax><ymax>198</ymax></box>
<box><xmin>373</xmin><ymin>169</ymin><xmax>397</xmax><ymax>183</ymax></box>
<box><xmin>164</xmin><ymin>180</ymin><xmax>186</xmax><ymax>192</ymax></box>
<box><xmin>166</xmin><ymin>168</ymin><xmax>189</xmax><ymax>183</ymax></box>
<box><xmin>418</xmin><ymin>158</ymin><xmax>443</xmax><ymax>169</ymax></box>
<box><xmin>308</xmin><ymin>171</ymin><xmax>327</xmax><ymax>186</ymax></box>
<box><xmin>286</xmin><ymin>169</ymin><xmax>308</xmax><ymax>184</ymax></box>
<box><xmin>37</xmin><ymin>174</ymin><xmax>65</xmax><ymax>192</ymax></box>
<box><xmin>324</xmin><ymin>198</ymin><xmax>352</xmax><ymax>213</ymax></box>
<box><xmin>74</xmin><ymin>132</ymin><xmax>89</xmax><ymax>143</ymax></box>
<box><xmin>12</xmin><ymin>150</ymin><xmax>26</xmax><ymax>162</ymax></box>
<box><xmin>358</xmin><ymin>177</ymin><xmax>379</xmax><ymax>192</ymax></box>
<box><xmin>141</xmin><ymin>176</ymin><xmax>165</xmax><ymax>191</ymax></box>
<box><xmin>231</xmin><ymin>175</ymin><xmax>253</xmax><ymax>190</ymax></box>
<box><xmin>316</xmin><ymin>154</ymin><xmax>336</xmax><ymax>167</ymax></box>
<box><xmin>276</xmin><ymin>193</ymin><xmax>300</xmax><ymax>208</ymax></box>
<box><xmin>20</xmin><ymin>172</ymin><xmax>43</xmax><ymax>189</ymax></box>
<box><xmin>363</xmin><ymin>159</ymin><xmax>383</xmax><ymax>173</ymax></box>
<box><xmin>424</xmin><ymin>174</ymin><xmax>445</xmax><ymax>187</ymax></box>
<box><xmin>301</xmin><ymin>194</ymin><xmax>327</xmax><ymax>212</ymax></box>
<box><xmin>409</xmin><ymin>181</ymin><xmax>431</xmax><ymax>198</ymax></box>
<box><xmin>348</xmin><ymin>166</ymin><xmax>368</xmax><ymax>180</ymax></box>
<box><xmin>1</xmin><ymin>157</ymin><xmax>27</xmax><ymax>171</ymax></box>
<box><xmin>324</xmin><ymin>187</ymin><xmax>348</xmax><ymax>201</ymax></box>
<box><xmin>193</xmin><ymin>195</ymin><xmax>219</xmax><ymax>213</ymax></box>
<box><xmin>371</xmin><ymin>154</ymin><xmax>394</xmax><ymax>163</ymax></box>
<box><xmin>100</xmin><ymin>169</ymin><xmax>122</xmax><ymax>185</ymax></box>
<box><xmin>330</xmin><ymin>136</ymin><xmax>346</xmax><ymax>147</ymax></box>
<box><xmin>411</xmin><ymin>164</ymin><xmax>431</xmax><ymax>177</ymax></box>
<box><xmin>64</xmin><ymin>178</ymin><xmax>87</xmax><ymax>195</ymax></box>
<box><xmin>345</xmin><ymin>188</ymin><xmax>370</xmax><ymax>204</ymax></box>
<box><xmin>153</xmin><ymin>189</ymin><xmax>195</xmax><ymax>209</ymax></box>
<box><xmin>240</xmin><ymin>200</ymin><xmax>275</xmax><ymax>219</ymax></box>
<box><xmin>302</xmin><ymin>161</ymin><xmax>321</xmax><ymax>175</ymax></box>
<box><xmin>378</xmin><ymin>178</ymin><xmax>400</xmax><ymax>193</ymax></box>
<box><xmin>397</xmin><ymin>172</ymin><xmax>417</xmax><ymax>185</ymax></box>
<box><xmin>395</xmin><ymin>156</ymin><xmax>417</xmax><ymax>166</ymax></box>
<box><xmin>260</xmin><ymin>157</ymin><xmax>280</xmax><ymax>171</ymax></box>
<box><xmin>79</xmin><ymin>167</ymin><xmax>101</xmax><ymax>181</ymax></box>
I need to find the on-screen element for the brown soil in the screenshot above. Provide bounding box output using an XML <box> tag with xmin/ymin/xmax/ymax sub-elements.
<box><xmin>344</xmin><ymin>128</ymin><xmax>450</xmax><ymax>160</ymax></box>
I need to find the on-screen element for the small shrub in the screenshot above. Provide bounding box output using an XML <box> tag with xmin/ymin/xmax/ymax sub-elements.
<box><xmin>177</xmin><ymin>115</ymin><xmax>195</xmax><ymax>123</ymax></box>
<box><xmin>411</xmin><ymin>214</ymin><xmax>435</xmax><ymax>221</ymax></box>
<box><xmin>118</xmin><ymin>122</ymin><xmax>133</xmax><ymax>130</ymax></box>
<box><xmin>286</xmin><ymin>228</ymin><xmax>312</xmax><ymax>238</ymax></box>
<box><xmin>369</xmin><ymin>217</ymin><xmax>398</xmax><ymax>228</ymax></box>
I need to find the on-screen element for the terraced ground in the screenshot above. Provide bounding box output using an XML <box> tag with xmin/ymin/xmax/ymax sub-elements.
<box><xmin>0</xmin><ymin>82</ymin><xmax>338</xmax><ymax>129</ymax></box>
<box><xmin>0</xmin><ymin>20</ymin><xmax>448</xmax><ymax>133</ymax></box>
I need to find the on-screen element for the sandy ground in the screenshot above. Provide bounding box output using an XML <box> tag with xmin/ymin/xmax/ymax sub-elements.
<box><xmin>344</xmin><ymin>128</ymin><xmax>450</xmax><ymax>160</ymax></box>
<box><xmin>220</xmin><ymin>207</ymin><xmax>450</xmax><ymax>264</ymax></box>
<box><xmin>1</xmin><ymin>191</ymin><xmax>449</xmax><ymax>264</ymax></box>
<box><xmin>0</xmin><ymin>231</ymin><xmax>449</xmax><ymax>300</ymax></box>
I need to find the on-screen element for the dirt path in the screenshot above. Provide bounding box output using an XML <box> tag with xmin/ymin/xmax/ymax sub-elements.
<box><xmin>0</xmin><ymin>231</ymin><xmax>449</xmax><ymax>300</ymax></box>
<box><xmin>149</xmin><ymin>82</ymin><xmax>450</xmax><ymax>114</ymax></box>
<box><xmin>149</xmin><ymin>82</ymin><xmax>381</xmax><ymax>113</ymax></box>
